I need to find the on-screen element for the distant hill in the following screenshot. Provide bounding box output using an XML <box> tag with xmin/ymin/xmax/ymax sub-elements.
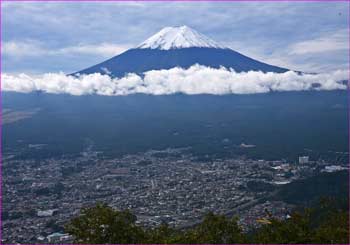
<box><xmin>273</xmin><ymin>170</ymin><xmax>349</xmax><ymax>205</ymax></box>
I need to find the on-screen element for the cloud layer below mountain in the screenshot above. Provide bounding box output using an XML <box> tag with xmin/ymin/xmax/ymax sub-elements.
<box><xmin>2</xmin><ymin>65</ymin><xmax>348</xmax><ymax>96</ymax></box>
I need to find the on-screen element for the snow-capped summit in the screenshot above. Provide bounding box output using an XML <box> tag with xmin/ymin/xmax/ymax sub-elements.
<box><xmin>137</xmin><ymin>25</ymin><xmax>225</xmax><ymax>50</ymax></box>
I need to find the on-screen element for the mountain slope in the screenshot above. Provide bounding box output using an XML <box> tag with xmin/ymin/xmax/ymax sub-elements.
<box><xmin>74</xmin><ymin>26</ymin><xmax>289</xmax><ymax>77</ymax></box>
<box><xmin>75</xmin><ymin>48</ymin><xmax>288</xmax><ymax>77</ymax></box>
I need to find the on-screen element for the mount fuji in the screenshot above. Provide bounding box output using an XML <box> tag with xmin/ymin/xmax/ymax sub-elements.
<box><xmin>74</xmin><ymin>26</ymin><xmax>289</xmax><ymax>77</ymax></box>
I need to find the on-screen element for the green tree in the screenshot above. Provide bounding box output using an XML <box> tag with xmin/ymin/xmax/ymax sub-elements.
<box><xmin>147</xmin><ymin>223</ymin><xmax>182</xmax><ymax>244</ymax></box>
<box><xmin>252</xmin><ymin>210</ymin><xmax>313</xmax><ymax>244</ymax></box>
<box><xmin>183</xmin><ymin>212</ymin><xmax>246</xmax><ymax>244</ymax></box>
<box><xmin>252</xmin><ymin>201</ymin><xmax>349</xmax><ymax>244</ymax></box>
<box><xmin>312</xmin><ymin>210</ymin><xmax>349</xmax><ymax>244</ymax></box>
<box><xmin>65</xmin><ymin>203</ymin><xmax>146</xmax><ymax>243</ymax></box>
<box><xmin>65</xmin><ymin>200</ymin><xmax>349</xmax><ymax>244</ymax></box>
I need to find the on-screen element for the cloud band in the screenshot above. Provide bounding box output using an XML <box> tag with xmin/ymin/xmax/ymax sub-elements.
<box><xmin>2</xmin><ymin>65</ymin><xmax>347</xmax><ymax>96</ymax></box>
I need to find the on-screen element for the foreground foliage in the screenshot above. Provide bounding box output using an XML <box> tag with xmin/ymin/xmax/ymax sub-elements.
<box><xmin>65</xmin><ymin>199</ymin><xmax>349</xmax><ymax>244</ymax></box>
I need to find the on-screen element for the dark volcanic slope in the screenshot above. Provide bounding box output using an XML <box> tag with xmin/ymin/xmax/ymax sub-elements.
<box><xmin>75</xmin><ymin>48</ymin><xmax>288</xmax><ymax>77</ymax></box>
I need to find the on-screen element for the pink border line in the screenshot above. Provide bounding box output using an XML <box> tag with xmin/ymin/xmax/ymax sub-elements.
<box><xmin>348</xmin><ymin>0</ymin><xmax>350</xmax><ymax>243</ymax></box>
<box><xmin>0</xmin><ymin>0</ymin><xmax>3</xmax><ymax>243</ymax></box>
<box><xmin>0</xmin><ymin>0</ymin><xmax>349</xmax><ymax>245</ymax></box>
<box><xmin>0</xmin><ymin>0</ymin><xmax>349</xmax><ymax>2</ymax></box>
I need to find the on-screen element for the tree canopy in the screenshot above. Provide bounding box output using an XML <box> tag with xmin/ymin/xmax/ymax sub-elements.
<box><xmin>65</xmin><ymin>199</ymin><xmax>349</xmax><ymax>244</ymax></box>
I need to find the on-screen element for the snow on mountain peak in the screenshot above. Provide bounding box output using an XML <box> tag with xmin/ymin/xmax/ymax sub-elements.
<box><xmin>137</xmin><ymin>25</ymin><xmax>225</xmax><ymax>50</ymax></box>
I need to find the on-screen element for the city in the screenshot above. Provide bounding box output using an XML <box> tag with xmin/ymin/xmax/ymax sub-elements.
<box><xmin>2</xmin><ymin>144</ymin><xmax>348</xmax><ymax>243</ymax></box>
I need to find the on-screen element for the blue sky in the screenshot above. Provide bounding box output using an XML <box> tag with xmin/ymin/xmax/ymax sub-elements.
<box><xmin>2</xmin><ymin>2</ymin><xmax>349</xmax><ymax>74</ymax></box>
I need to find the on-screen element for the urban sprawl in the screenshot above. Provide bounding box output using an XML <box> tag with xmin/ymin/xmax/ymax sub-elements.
<box><xmin>2</xmin><ymin>145</ymin><xmax>348</xmax><ymax>243</ymax></box>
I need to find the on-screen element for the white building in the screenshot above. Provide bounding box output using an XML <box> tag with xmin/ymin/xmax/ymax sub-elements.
<box><xmin>298</xmin><ymin>156</ymin><xmax>309</xmax><ymax>164</ymax></box>
<box><xmin>322</xmin><ymin>165</ymin><xmax>348</xmax><ymax>173</ymax></box>
<box><xmin>37</xmin><ymin>209</ymin><xmax>57</xmax><ymax>217</ymax></box>
<box><xmin>47</xmin><ymin>232</ymin><xmax>72</xmax><ymax>243</ymax></box>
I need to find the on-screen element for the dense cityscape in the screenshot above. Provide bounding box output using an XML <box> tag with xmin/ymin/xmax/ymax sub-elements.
<box><xmin>2</xmin><ymin>143</ymin><xmax>348</xmax><ymax>243</ymax></box>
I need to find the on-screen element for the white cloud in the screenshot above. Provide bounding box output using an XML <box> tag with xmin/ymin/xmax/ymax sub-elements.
<box><xmin>4</xmin><ymin>2</ymin><xmax>348</xmax><ymax>74</ymax></box>
<box><xmin>225</xmin><ymin>29</ymin><xmax>349</xmax><ymax>73</ymax></box>
<box><xmin>2</xmin><ymin>65</ymin><xmax>347</xmax><ymax>96</ymax></box>
<box><xmin>58</xmin><ymin>43</ymin><xmax>130</xmax><ymax>57</ymax></box>
<box><xmin>2</xmin><ymin>41</ymin><xmax>46</xmax><ymax>58</ymax></box>
<box><xmin>2</xmin><ymin>41</ymin><xmax>130</xmax><ymax>58</ymax></box>
<box><xmin>289</xmin><ymin>29</ymin><xmax>348</xmax><ymax>55</ymax></box>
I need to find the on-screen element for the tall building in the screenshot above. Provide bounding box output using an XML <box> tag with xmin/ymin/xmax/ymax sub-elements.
<box><xmin>298</xmin><ymin>156</ymin><xmax>309</xmax><ymax>164</ymax></box>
